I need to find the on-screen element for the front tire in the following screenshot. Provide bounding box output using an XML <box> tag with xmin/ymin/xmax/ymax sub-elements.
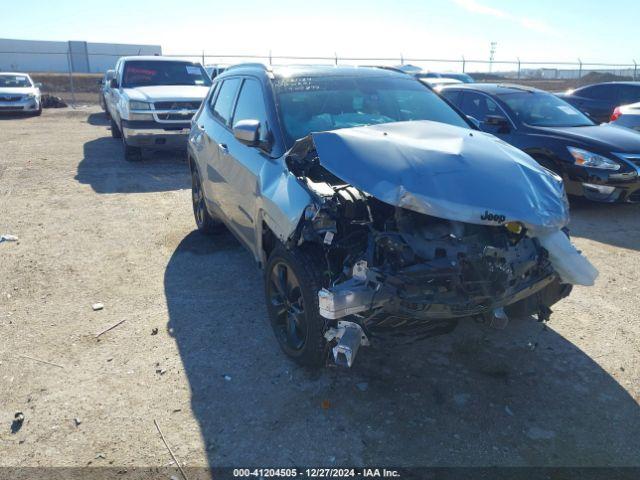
<box><xmin>122</xmin><ymin>138</ymin><xmax>142</xmax><ymax>162</ymax></box>
<box><xmin>265</xmin><ymin>245</ymin><xmax>328</xmax><ymax>368</ymax></box>
<box><xmin>110</xmin><ymin>117</ymin><xmax>122</xmax><ymax>138</ymax></box>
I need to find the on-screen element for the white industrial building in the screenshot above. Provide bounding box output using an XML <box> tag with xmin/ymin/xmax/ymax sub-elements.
<box><xmin>0</xmin><ymin>38</ymin><xmax>162</xmax><ymax>73</ymax></box>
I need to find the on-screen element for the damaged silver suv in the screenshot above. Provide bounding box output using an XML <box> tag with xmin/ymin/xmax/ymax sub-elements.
<box><xmin>188</xmin><ymin>65</ymin><xmax>597</xmax><ymax>368</ymax></box>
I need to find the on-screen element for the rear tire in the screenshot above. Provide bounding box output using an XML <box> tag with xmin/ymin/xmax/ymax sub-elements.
<box><xmin>190</xmin><ymin>162</ymin><xmax>223</xmax><ymax>234</ymax></box>
<box><xmin>264</xmin><ymin>245</ymin><xmax>328</xmax><ymax>368</ymax></box>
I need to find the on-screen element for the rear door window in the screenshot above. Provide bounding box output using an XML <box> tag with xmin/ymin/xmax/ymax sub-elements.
<box><xmin>460</xmin><ymin>92</ymin><xmax>501</xmax><ymax>121</ymax></box>
<box><xmin>618</xmin><ymin>85</ymin><xmax>640</xmax><ymax>105</ymax></box>
<box><xmin>440</xmin><ymin>89</ymin><xmax>461</xmax><ymax>105</ymax></box>
<box><xmin>212</xmin><ymin>78</ymin><xmax>241</xmax><ymax>126</ymax></box>
<box><xmin>577</xmin><ymin>85</ymin><xmax>616</xmax><ymax>101</ymax></box>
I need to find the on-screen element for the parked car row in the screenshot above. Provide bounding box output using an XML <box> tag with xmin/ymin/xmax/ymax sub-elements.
<box><xmin>91</xmin><ymin>57</ymin><xmax>640</xmax><ymax>367</ymax></box>
<box><xmin>9</xmin><ymin>57</ymin><xmax>639</xmax><ymax>369</ymax></box>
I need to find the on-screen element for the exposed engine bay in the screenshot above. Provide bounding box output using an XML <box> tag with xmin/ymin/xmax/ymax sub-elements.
<box><xmin>276</xmin><ymin>123</ymin><xmax>597</xmax><ymax>366</ymax></box>
<box><xmin>284</xmin><ymin>136</ymin><xmax>587</xmax><ymax>366</ymax></box>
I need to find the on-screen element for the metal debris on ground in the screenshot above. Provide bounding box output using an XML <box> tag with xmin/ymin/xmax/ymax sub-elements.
<box><xmin>0</xmin><ymin>234</ymin><xmax>18</xmax><ymax>243</ymax></box>
<box><xmin>18</xmin><ymin>354</ymin><xmax>64</xmax><ymax>369</ymax></box>
<box><xmin>154</xmin><ymin>419</ymin><xmax>189</xmax><ymax>480</ymax></box>
<box><xmin>94</xmin><ymin>319</ymin><xmax>126</xmax><ymax>338</ymax></box>
<box><xmin>11</xmin><ymin>412</ymin><xmax>24</xmax><ymax>434</ymax></box>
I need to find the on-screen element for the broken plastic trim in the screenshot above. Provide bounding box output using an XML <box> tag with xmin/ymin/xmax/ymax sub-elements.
<box><xmin>324</xmin><ymin>321</ymin><xmax>370</xmax><ymax>367</ymax></box>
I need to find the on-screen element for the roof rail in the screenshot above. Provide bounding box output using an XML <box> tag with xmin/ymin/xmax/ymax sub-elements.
<box><xmin>368</xmin><ymin>65</ymin><xmax>411</xmax><ymax>75</ymax></box>
<box><xmin>225</xmin><ymin>63</ymin><xmax>271</xmax><ymax>72</ymax></box>
<box><xmin>496</xmin><ymin>83</ymin><xmax>538</xmax><ymax>92</ymax></box>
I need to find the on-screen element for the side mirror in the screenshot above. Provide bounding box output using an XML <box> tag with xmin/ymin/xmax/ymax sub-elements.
<box><xmin>233</xmin><ymin>119</ymin><xmax>260</xmax><ymax>146</ymax></box>
<box><xmin>466</xmin><ymin>115</ymin><xmax>480</xmax><ymax>129</ymax></box>
<box><xmin>109</xmin><ymin>78</ymin><xmax>119</xmax><ymax>89</ymax></box>
<box><xmin>484</xmin><ymin>114</ymin><xmax>510</xmax><ymax>133</ymax></box>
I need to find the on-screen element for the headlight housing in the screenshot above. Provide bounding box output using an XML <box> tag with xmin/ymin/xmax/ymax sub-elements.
<box><xmin>25</xmin><ymin>93</ymin><xmax>35</xmax><ymax>99</ymax></box>
<box><xmin>129</xmin><ymin>101</ymin><xmax>151</xmax><ymax>111</ymax></box>
<box><xmin>568</xmin><ymin>147</ymin><xmax>620</xmax><ymax>170</ymax></box>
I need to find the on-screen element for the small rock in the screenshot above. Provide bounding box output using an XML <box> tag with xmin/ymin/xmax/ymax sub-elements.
<box><xmin>222</xmin><ymin>375</ymin><xmax>232</xmax><ymax>381</ymax></box>
<box><xmin>151</xmin><ymin>328</ymin><xmax>158</xmax><ymax>335</ymax></box>
<box><xmin>11</xmin><ymin>412</ymin><xmax>25</xmax><ymax>434</ymax></box>
<box><xmin>453</xmin><ymin>393</ymin><xmax>470</xmax><ymax>406</ymax></box>
<box><xmin>526</xmin><ymin>426</ymin><xmax>556</xmax><ymax>440</ymax></box>
<box><xmin>505</xmin><ymin>405</ymin><xmax>514</xmax><ymax>416</ymax></box>
<box><xmin>74</xmin><ymin>418</ymin><xmax>82</xmax><ymax>426</ymax></box>
<box><xmin>95</xmin><ymin>453</ymin><xmax>106</xmax><ymax>459</ymax></box>
<box><xmin>356</xmin><ymin>382</ymin><xmax>369</xmax><ymax>392</ymax></box>
<box><xmin>156</xmin><ymin>368</ymin><xmax>167</xmax><ymax>375</ymax></box>
<box><xmin>92</xmin><ymin>303</ymin><xmax>104</xmax><ymax>311</ymax></box>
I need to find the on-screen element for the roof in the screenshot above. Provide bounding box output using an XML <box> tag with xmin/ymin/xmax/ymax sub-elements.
<box><xmin>119</xmin><ymin>56</ymin><xmax>202</xmax><ymax>64</ymax></box>
<box><xmin>222</xmin><ymin>63</ymin><xmax>409</xmax><ymax>79</ymax></box>
<box><xmin>0</xmin><ymin>72</ymin><xmax>32</xmax><ymax>76</ymax></box>
<box><xmin>575</xmin><ymin>81</ymin><xmax>640</xmax><ymax>89</ymax></box>
<box><xmin>441</xmin><ymin>83</ymin><xmax>544</xmax><ymax>94</ymax></box>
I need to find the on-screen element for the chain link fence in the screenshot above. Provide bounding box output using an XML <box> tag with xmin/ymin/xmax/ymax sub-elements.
<box><xmin>2</xmin><ymin>47</ymin><xmax>638</xmax><ymax>107</ymax></box>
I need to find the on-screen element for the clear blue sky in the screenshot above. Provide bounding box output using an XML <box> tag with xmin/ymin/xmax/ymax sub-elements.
<box><xmin>0</xmin><ymin>0</ymin><xmax>638</xmax><ymax>64</ymax></box>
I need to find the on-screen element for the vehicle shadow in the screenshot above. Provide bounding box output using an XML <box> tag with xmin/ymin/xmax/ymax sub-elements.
<box><xmin>165</xmin><ymin>231</ymin><xmax>640</xmax><ymax>468</ymax></box>
<box><xmin>568</xmin><ymin>198</ymin><xmax>640</xmax><ymax>251</ymax></box>
<box><xmin>0</xmin><ymin>112</ymin><xmax>34</xmax><ymax>120</ymax></box>
<box><xmin>75</xmin><ymin>136</ymin><xmax>189</xmax><ymax>194</ymax></box>
<box><xmin>87</xmin><ymin>111</ymin><xmax>110</xmax><ymax>126</ymax></box>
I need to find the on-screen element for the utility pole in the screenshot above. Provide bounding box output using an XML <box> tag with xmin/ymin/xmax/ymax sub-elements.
<box><xmin>489</xmin><ymin>41</ymin><xmax>497</xmax><ymax>73</ymax></box>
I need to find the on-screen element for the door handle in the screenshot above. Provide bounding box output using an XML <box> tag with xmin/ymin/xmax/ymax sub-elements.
<box><xmin>218</xmin><ymin>143</ymin><xmax>228</xmax><ymax>154</ymax></box>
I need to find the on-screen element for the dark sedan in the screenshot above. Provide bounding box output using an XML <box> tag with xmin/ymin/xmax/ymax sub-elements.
<box><xmin>557</xmin><ymin>82</ymin><xmax>640</xmax><ymax>124</ymax></box>
<box><xmin>440</xmin><ymin>84</ymin><xmax>640</xmax><ymax>202</ymax></box>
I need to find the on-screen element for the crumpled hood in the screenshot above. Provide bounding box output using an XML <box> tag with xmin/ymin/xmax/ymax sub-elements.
<box><xmin>124</xmin><ymin>85</ymin><xmax>209</xmax><ymax>102</ymax></box>
<box><xmin>0</xmin><ymin>87</ymin><xmax>39</xmax><ymax>96</ymax></box>
<box><xmin>306</xmin><ymin>120</ymin><xmax>569</xmax><ymax>234</ymax></box>
<box><xmin>533</xmin><ymin>123</ymin><xmax>640</xmax><ymax>152</ymax></box>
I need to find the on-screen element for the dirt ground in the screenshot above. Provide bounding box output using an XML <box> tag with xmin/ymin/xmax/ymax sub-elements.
<box><xmin>1</xmin><ymin>107</ymin><xmax>639</xmax><ymax>474</ymax></box>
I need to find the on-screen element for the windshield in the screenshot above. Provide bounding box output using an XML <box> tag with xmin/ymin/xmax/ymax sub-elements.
<box><xmin>499</xmin><ymin>91</ymin><xmax>594</xmax><ymax>127</ymax></box>
<box><xmin>275</xmin><ymin>75</ymin><xmax>470</xmax><ymax>145</ymax></box>
<box><xmin>122</xmin><ymin>61</ymin><xmax>211</xmax><ymax>88</ymax></box>
<box><xmin>0</xmin><ymin>75</ymin><xmax>32</xmax><ymax>88</ymax></box>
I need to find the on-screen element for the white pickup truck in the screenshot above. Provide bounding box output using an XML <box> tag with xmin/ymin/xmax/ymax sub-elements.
<box><xmin>105</xmin><ymin>56</ymin><xmax>211</xmax><ymax>161</ymax></box>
